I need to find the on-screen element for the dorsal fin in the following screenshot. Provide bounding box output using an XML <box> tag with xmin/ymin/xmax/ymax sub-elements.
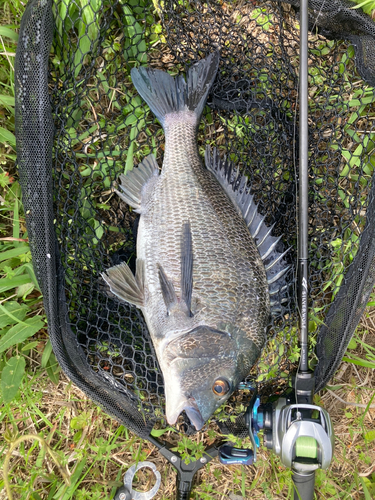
<box><xmin>205</xmin><ymin>147</ymin><xmax>290</xmax><ymax>316</ymax></box>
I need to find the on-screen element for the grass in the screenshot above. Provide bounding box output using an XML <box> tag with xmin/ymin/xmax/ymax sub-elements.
<box><xmin>1</xmin><ymin>0</ymin><xmax>375</xmax><ymax>498</ymax></box>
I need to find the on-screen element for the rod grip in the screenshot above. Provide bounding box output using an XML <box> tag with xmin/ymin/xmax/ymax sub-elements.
<box><xmin>292</xmin><ymin>470</ymin><xmax>315</xmax><ymax>500</ymax></box>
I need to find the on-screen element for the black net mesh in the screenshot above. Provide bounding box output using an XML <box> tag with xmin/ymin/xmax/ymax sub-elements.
<box><xmin>15</xmin><ymin>0</ymin><xmax>375</xmax><ymax>438</ymax></box>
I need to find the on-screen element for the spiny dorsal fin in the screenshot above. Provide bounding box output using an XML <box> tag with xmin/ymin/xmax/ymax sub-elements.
<box><xmin>205</xmin><ymin>147</ymin><xmax>291</xmax><ymax>316</ymax></box>
<box><xmin>102</xmin><ymin>258</ymin><xmax>145</xmax><ymax>308</ymax></box>
<box><xmin>115</xmin><ymin>154</ymin><xmax>159</xmax><ymax>211</ymax></box>
<box><xmin>181</xmin><ymin>221</ymin><xmax>193</xmax><ymax>316</ymax></box>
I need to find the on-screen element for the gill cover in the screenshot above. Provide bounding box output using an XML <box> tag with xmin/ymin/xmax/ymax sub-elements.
<box><xmin>163</xmin><ymin>325</ymin><xmax>260</xmax><ymax>430</ymax></box>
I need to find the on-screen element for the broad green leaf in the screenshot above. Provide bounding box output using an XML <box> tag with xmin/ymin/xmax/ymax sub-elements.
<box><xmin>1</xmin><ymin>355</ymin><xmax>26</xmax><ymax>403</ymax></box>
<box><xmin>347</xmin><ymin>338</ymin><xmax>357</xmax><ymax>350</ymax></box>
<box><xmin>151</xmin><ymin>426</ymin><xmax>175</xmax><ymax>437</ymax></box>
<box><xmin>364</xmin><ymin>430</ymin><xmax>375</xmax><ymax>443</ymax></box>
<box><xmin>0</xmin><ymin>274</ymin><xmax>33</xmax><ymax>293</ymax></box>
<box><xmin>0</xmin><ymin>26</ymin><xmax>19</xmax><ymax>42</ymax></box>
<box><xmin>348</xmin><ymin>94</ymin><xmax>375</xmax><ymax>107</ymax></box>
<box><xmin>0</xmin><ymin>127</ymin><xmax>16</xmax><ymax>147</ymax></box>
<box><xmin>73</xmin><ymin>1</ymin><xmax>99</xmax><ymax>79</ymax></box>
<box><xmin>0</xmin><ymin>316</ymin><xmax>44</xmax><ymax>353</ymax></box>
<box><xmin>56</xmin><ymin>0</ymin><xmax>70</xmax><ymax>36</ymax></box>
<box><xmin>70</xmin><ymin>411</ymin><xmax>91</xmax><ymax>430</ymax></box>
<box><xmin>122</xmin><ymin>4</ymin><xmax>147</xmax><ymax>62</ymax></box>
<box><xmin>0</xmin><ymin>245</ymin><xmax>30</xmax><ymax>262</ymax></box>
<box><xmin>0</xmin><ymin>301</ymin><xmax>28</xmax><ymax>328</ymax></box>
<box><xmin>21</xmin><ymin>341</ymin><xmax>40</xmax><ymax>352</ymax></box>
<box><xmin>17</xmin><ymin>282</ymin><xmax>35</xmax><ymax>299</ymax></box>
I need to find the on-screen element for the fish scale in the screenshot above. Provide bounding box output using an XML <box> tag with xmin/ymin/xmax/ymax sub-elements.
<box><xmin>142</xmin><ymin>120</ymin><xmax>269</xmax><ymax>347</ymax></box>
<box><xmin>102</xmin><ymin>52</ymin><xmax>289</xmax><ymax>430</ymax></box>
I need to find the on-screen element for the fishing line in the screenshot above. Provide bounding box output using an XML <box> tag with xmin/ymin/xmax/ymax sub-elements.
<box><xmin>311</xmin><ymin>0</ymin><xmax>328</xmax><ymax>33</ymax></box>
<box><xmin>295</xmin><ymin>436</ymin><xmax>318</xmax><ymax>459</ymax></box>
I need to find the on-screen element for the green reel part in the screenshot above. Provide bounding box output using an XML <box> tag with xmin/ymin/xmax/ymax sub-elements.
<box><xmin>295</xmin><ymin>436</ymin><xmax>318</xmax><ymax>459</ymax></box>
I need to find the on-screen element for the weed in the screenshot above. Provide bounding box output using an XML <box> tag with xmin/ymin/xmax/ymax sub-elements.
<box><xmin>350</xmin><ymin>0</ymin><xmax>375</xmax><ymax>15</ymax></box>
<box><xmin>0</xmin><ymin>181</ymin><xmax>50</xmax><ymax>402</ymax></box>
<box><xmin>171</xmin><ymin>435</ymin><xmax>206</xmax><ymax>465</ymax></box>
<box><xmin>342</xmin><ymin>330</ymin><xmax>375</xmax><ymax>369</ymax></box>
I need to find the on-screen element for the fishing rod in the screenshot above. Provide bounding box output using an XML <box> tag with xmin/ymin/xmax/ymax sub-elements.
<box><xmin>219</xmin><ymin>3</ymin><xmax>334</xmax><ymax>500</ymax></box>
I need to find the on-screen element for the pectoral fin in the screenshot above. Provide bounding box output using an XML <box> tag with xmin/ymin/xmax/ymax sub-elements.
<box><xmin>102</xmin><ymin>259</ymin><xmax>145</xmax><ymax>308</ymax></box>
<box><xmin>115</xmin><ymin>154</ymin><xmax>159</xmax><ymax>211</ymax></box>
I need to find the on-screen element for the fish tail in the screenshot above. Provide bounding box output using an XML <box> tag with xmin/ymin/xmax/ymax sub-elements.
<box><xmin>130</xmin><ymin>51</ymin><xmax>219</xmax><ymax>127</ymax></box>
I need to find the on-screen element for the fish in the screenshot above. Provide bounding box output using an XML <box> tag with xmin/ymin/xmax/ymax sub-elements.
<box><xmin>102</xmin><ymin>52</ymin><xmax>289</xmax><ymax>430</ymax></box>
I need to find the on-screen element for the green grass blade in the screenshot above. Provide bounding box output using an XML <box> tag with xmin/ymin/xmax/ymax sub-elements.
<box><xmin>41</xmin><ymin>339</ymin><xmax>53</xmax><ymax>368</ymax></box>
<box><xmin>0</xmin><ymin>274</ymin><xmax>33</xmax><ymax>293</ymax></box>
<box><xmin>358</xmin><ymin>475</ymin><xmax>373</xmax><ymax>500</ymax></box>
<box><xmin>0</xmin><ymin>245</ymin><xmax>30</xmax><ymax>261</ymax></box>
<box><xmin>54</xmin><ymin>458</ymin><xmax>87</xmax><ymax>499</ymax></box>
<box><xmin>23</xmin><ymin>262</ymin><xmax>40</xmax><ymax>290</ymax></box>
<box><xmin>46</xmin><ymin>353</ymin><xmax>61</xmax><ymax>385</ymax></box>
<box><xmin>13</xmin><ymin>194</ymin><xmax>19</xmax><ymax>241</ymax></box>
<box><xmin>342</xmin><ymin>356</ymin><xmax>375</xmax><ymax>369</ymax></box>
<box><xmin>0</xmin><ymin>127</ymin><xmax>16</xmax><ymax>147</ymax></box>
<box><xmin>0</xmin><ymin>94</ymin><xmax>15</xmax><ymax>107</ymax></box>
<box><xmin>0</xmin><ymin>26</ymin><xmax>19</xmax><ymax>42</ymax></box>
<box><xmin>21</xmin><ymin>340</ymin><xmax>40</xmax><ymax>352</ymax></box>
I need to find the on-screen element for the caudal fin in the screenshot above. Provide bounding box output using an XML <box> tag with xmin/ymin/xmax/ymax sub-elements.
<box><xmin>130</xmin><ymin>51</ymin><xmax>219</xmax><ymax>127</ymax></box>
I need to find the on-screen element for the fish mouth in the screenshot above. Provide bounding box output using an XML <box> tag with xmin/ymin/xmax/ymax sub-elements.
<box><xmin>166</xmin><ymin>397</ymin><xmax>205</xmax><ymax>431</ymax></box>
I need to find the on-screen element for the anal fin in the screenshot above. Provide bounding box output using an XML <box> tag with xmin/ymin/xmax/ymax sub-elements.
<box><xmin>115</xmin><ymin>154</ymin><xmax>159</xmax><ymax>211</ymax></box>
<box><xmin>102</xmin><ymin>258</ymin><xmax>145</xmax><ymax>308</ymax></box>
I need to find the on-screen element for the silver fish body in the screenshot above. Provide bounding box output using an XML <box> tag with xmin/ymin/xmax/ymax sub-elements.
<box><xmin>102</xmin><ymin>52</ymin><xmax>288</xmax><ymax>429</ymax></box>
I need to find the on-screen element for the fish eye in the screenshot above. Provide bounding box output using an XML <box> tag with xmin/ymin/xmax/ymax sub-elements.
<box><xmin>212</xmin><ymin>378</ymin><xmax>230</xmax><ymax>396</ymax></box>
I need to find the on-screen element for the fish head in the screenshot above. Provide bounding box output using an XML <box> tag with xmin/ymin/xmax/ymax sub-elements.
<box><xmin>162</xmin><ymin>325</ymin><xmax>260</xmax><ymax>430</ymax></box>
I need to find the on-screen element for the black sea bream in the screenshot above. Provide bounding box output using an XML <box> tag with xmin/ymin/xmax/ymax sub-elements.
<box><xmin>102</xmin><ymin>52</ymin><xmax>289</xmax><ymax>430</ymax></box>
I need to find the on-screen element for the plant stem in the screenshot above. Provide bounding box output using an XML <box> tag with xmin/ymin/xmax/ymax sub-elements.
<box><xmin>3</xmin><ymin>434</ymin><xmax>71</xmax><ymax>500</ymax></box>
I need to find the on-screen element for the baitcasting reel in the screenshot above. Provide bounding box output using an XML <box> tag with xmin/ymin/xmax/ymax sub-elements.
<box><xmin>255</xmin><ymin>396</ymin><xmax>335</xmax><ymax>473</ymax></box>
<box><xmin>219</xmin><ymin>374</ymin><xmax>335</xmax><ymax>500</ymax></box>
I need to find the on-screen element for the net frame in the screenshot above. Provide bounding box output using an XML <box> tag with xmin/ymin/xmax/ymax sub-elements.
<box><xmin>15</xmin><ymin>0</ymin><xmax>375</xmax><ymax>442</ymax></box>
